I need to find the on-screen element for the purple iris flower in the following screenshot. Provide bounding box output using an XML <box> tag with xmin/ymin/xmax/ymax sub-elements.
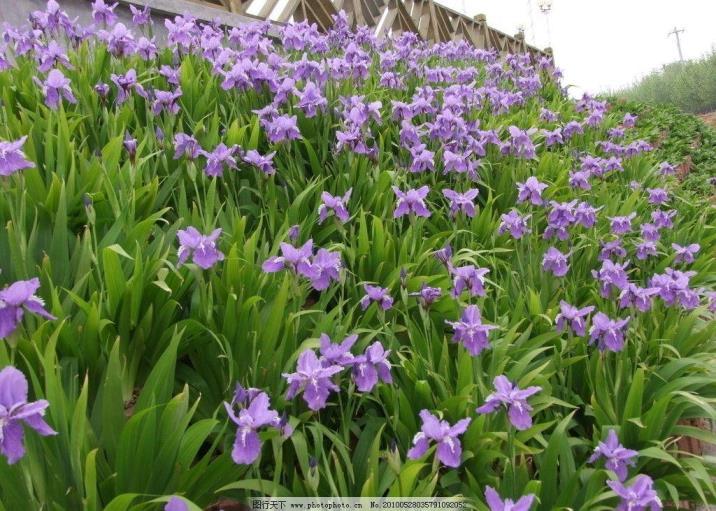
<box><xmin>135</xmin><ymin>37</ymin><xmax>157</xmax><ymax>60</ymax></box>
<box><xmin>640</xmin><ymin>223</ymin><xmax>660</xmax><ymax>242</ymax></box>
<box><xmin>446</xmin><ymin>305</ymin><xmax>496</xmax><ymax>356</ymax></box>
<box><xmin>450</xmin><ymin>265</ymin><xmax>489</xmax><ymax>297</ymax></box>
<box><xmin>266</xmin><ymin>115</ymin><xmax>300</xmax><ymax>144</ymax></box>
<box><xmin>283</xmin><ymin>349</ymin><xmax>343</xmax><ymax>411</ymax></box>
<box><xmin>173</xmin><ymin>133</ymin><xmax>201</xmax><ymax>160</ymax></box>
<box><xmin>318</xmin><ymin>189</ymin><xmax>351</xmax><ymax>224</ymax></box>
<box><xmin>609</xmin><ymin>213</ymin><xmax>637</xmax><ymax>235</ymax></box>
<box><xmin>392</xmin><ymin>186</ymin><xmax>431</xmax><ymax>218</ymax></box>
<box><xmin>176</xmin><ymin>227</ymin><xmax>224</xmax><ymax>269</ymax></box>
<box><xmin>658</xmin><ymin>161</ymin><xmax>676</xmax><ymax>176</ymax></box>
<box><xmin>408</xmin><ymin>145</ymin><xmax>435</xmax><ymax>173</ymax></box>
<box><xmin>651</xmin><ymin>209</ymin><xmax>676</xmax><ymax>230</ymax></box>
<box><xmin>506</xmin><ymin>126</ymin><xmax>536</xmax><ymax>159</ymax></box>
<box><xmin>604</xmin><ymin>157</ymin><xmax>624</xmax><ymax>174</ymax></box>
<box><xmin>0</xmin><ymin>278</ymin><xmax>56</xmax><ymax>339</ymax></box>
<box><xmin>545</xmin><ymin>200</ymin><xmax>577</xmax><ymax>240</ymax></box>
<box><xmin>636</xmin><ymin>241</ymin><xmax>657</xmax><ymax>260</ymax></box>
<box><xmin>588</xmin><ymin>429</ymin><xmax>638</xmax><ymax>481</ymax></box>
<box><xmin>516</xmin><ymin>176</ymin><xmax>548</xmax><ymax>206</ymax></box>
<box><xmin>484</xmin><ymin>486</ymin><xmax>535</xmax><ymax>511</ymax></box>
<box><xmin>407</xmin><ymin>410</ymin><xmax>471</xmax><ymax>468</ymax></box>
<box><xmin>543</xmin><ymin>128</ymin><xmax>564</xmax><ymax>147</ymax></box>
<box><xmin>319</xmin><ymin>334</ymin><xmax>357</xmax><ymax>367</ymax></box>
<box><xmin>159</xmin><ymin>65</ymin><xmax>180</xmax><ymax>86</ymax></box>
<box><xmin>123</xmin><ymin>132</ymin><xmax>137</xmax><ymax>160</ymax></box>
<box><xmin>201</xmin><ymin>143</ymin><xmax>237</xmax><ymax>177</ymax></box>
<box><xmin>569</xmin><ymin>169</ymin><xmax>591</xmax><ymax>190</ymax></box>
<box><xmin>476</xmin><ymin>375</ymin><xmax>541</xmax><ymax>430</ymax></box>
<box><xmin>409</xmin><ymin>284</ymin><xmax>442</xmax><ymax>308</ymax></box>
<box><xmin>623</xmin><ymin>113</ymin><xmax>638</xmax><ymax>127</ymax></box>
<box><xmin>165</xmin><ymin>497</ymin><xmax>188</xmax><ymax>511</ymax></box>
<box><xmin>307</xmin><ymin>249</ymin><xmax>342</xmax><ymax>291</ymax></box>
<box><xmin>705</xmin><ymin>291</ymin><xmax>716</xmax><ymax>313</ymax></box>
<box><xmin>224</xmin><ymin>390</ymin><xmax>280</xmax><ymax>464</ymax></box>
<box><xmin>105</xmin><ymin>23</ymin><xmax>136</xmax><ymax>57</ymax></box>
<box><xmin>443</xmin><ymin>149</ymin><xmax>477</xmax><ymax>179</ymax></box>
<box><xmin>288</xmin><ymin>225</ymin><xmax>300</xmax><ymax>242</ymax></box>
<box><xmin>589</xmin><ymin>312</ymin><xmax>630</xmax><ymax>352</ymax></box>
<box><xmin>498</xmin><ymin>210</ymin><xmax>531</xmax><ymax>239</ymax></box>
<box><xmin>91</xmin><ymin>0</ymin><xmax>118</xmax><ymax>25</ymax></box>
<box><xmin>0</xmin><ymin>366</ymin><xmax>57</xmax><ymax>464</ymax></box>
<box><xmin>37</xmin><ymin>40</ymin><xmax>72</xmax><ymax>72</ymax></box>
<box><xmin>672</xmin><ymin>243</ymin><xmax>700</xmax><ymax>264</ymax></box>
<box><xmin>129</xmin><ymin>4</ymin><xmax>151</xmax><ymax>25</ymax></box>
<box><xmin>562</xmin><ymin>120</ymin><xmax>584</xmax><ymax>139</ymax></box>
<box><xmin>575</xmin><ymin>202</ymin><xmax>600</xmax><ymax>228</ymax></box>
<box><xmin>608</xmin><ymin>127</ymin><xmax>625</xmax><ymax>140</ymax></box>
<box><xmin>599</xmin><ymin>240</ymin><xmax>627</xmax><ymax>261</ymax></box>
<box><xmin>295</xmin><ymin>81</ymin><xmax>327</xmax><ymax>118</ymax></box>
<box><xmin>360</xmin><ymin>284</ymin><xmax>393</xmax><ymax>311</ymax></box>
<box><xmin>151</xmin><ymin>88</ymin><xmax>182</xmax><ymax>115</ymax></box>
<box><xmin>0</xmin><ymin>136</ymin><xmax>34</xmax><ymax>176</ymax></box>
<box><xmin>243</xmin><ymin>150</ymin><xmax>276</xmax><ymax>176</ymax></box>
<box><xmin>647</xmin><ymin>188</ymin><xmax>669</xmax><ymax>205</ymax></box>
<box><xmin>433</xmin><ymin>245</ymin><xmax>453</xmax><ymax>269</ymax></box>
<box><xmin>619</xmin><ymin>284</ymin><xmax>659</xmax><ymax>312</ymax></box>
<box><xmin>111</xmin><ymin>69</ymin><xmax>147</xmax><ymax>105</ymax></box>
<box><xmin>39</xmin><ymin>69</ymin><xmax>77</xmax><ymax>110</ymax></box>
<box><xmin>442</xmin><ymin>189</ymin><xmax>479</xmax><ymax>218</ymax></box>
<box><xmin>607</xmin><ymin>475</ymin><xmax>662</xmax><ymax>511</ymax></box>
<box><xmin>352</xmin><ymin>342</ymin><xmax>392</xmax><ymax>392</ymax></box>
<box><xmin>592</xmin><ymin>260</ymin><xmax>630</xmax><ymax>297</ymax></box>
<box><xmin>556</xmin><ymin>301</ymin><xmax>594</xmax><ymax>336</ymax></box>
<box><xmin>165</xmin><ymin>15</ymin><xmax>196</xmax><ymax>50</ymax></box>
<box><xmin>540</xmin><ymin>108</ymin><xmax>558</xmax><ymax>122</ymax></box>
<box><xmin>542</xmin><ymin>247</ymin><xmax>569</xmax><ymax>277</ymax></box>
<box><xmin>94</xmin><ymin>83</ymin><xmax>110</xmax><ymax>99</ymax></box>
<box><xmin>650</xmin><ymin>268</ymin><xmax>698</xmax><ymax>309</ymax></box>
<box><xmin>262</xmin><ymin>240</ymin><xmax>314</xmax><ymax>277</ymax></box>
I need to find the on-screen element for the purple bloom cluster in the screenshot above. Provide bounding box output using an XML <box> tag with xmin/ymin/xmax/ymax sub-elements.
<box><xmin>263</xmin><ymin>239</ymin><xmax>342</xmax><ymax>291</ymax></box>
<box><xmin>283</xmin><ymin>335</ymin><xmax>392</xmax><ymax>410</ymax></box>
<box><xmin>542</xmin><ymin>247</ymin><xmax>569</xmax><ymax>277</ymax></box>
<box><xmin>589</xmin><ymin>313</ymin><xmax>630</xmax><ymax>352</ymax></box>
<box><xmin>498</xmin><ymin>210</ymin><xmax>531</xmax><ymax>239</ymax></box>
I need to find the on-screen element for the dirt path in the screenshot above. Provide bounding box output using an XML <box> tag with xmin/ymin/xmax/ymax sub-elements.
<box><xmin>700</xmin><ymin>111</ymin><xmax>716</xmax><ymax>128</ymax></box>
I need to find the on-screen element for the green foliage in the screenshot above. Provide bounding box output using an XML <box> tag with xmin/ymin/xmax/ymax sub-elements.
<box><xmin>607</xmin><ymin>98</ymin><xmax>716</xmax><ymax>196</ymax></box>
<box><xmin>0</xmin><ymin>22</ymin><xmax>715</xmax><ymax>511</ymax></box>
<box><xmin>613</xmin><ymin>50</ymin><xmax>716</xmax><ymax>114</ymax></box>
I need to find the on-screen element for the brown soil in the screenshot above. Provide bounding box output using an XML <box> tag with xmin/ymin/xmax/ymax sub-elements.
<box><xmin>699</xmin><ymin>111</ymin><xmax>716</xmax><ymax>128</ymax></box>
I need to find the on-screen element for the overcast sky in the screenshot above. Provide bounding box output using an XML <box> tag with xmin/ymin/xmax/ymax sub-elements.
<box><xmin>436</xmin><ymin>0</ymin><xmax>716</xmax><ymax>95</ymax></box>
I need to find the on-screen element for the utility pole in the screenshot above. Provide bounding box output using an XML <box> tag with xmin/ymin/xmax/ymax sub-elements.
<box><xmin>667</xmin><ymin>27</ymin><xmax>685</xmax><ymax>62</ymax></box>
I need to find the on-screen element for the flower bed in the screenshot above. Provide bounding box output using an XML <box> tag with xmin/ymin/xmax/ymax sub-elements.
<box><xmin>0</xmin><ymin>2</ymin><xmax>715</xmax><ymax>510</ymax></box>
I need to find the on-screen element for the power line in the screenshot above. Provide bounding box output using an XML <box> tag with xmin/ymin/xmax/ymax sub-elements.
<box><xmin>667</xmin><ymin>27</ymin><xmax>685</xmax><ymax>62</ymax></box>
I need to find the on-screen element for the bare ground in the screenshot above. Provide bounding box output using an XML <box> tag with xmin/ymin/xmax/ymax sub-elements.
<box><xmin>700</xmin><ymin>111</ymin><xmax>716</xmax><ymax>128</ymax></box>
